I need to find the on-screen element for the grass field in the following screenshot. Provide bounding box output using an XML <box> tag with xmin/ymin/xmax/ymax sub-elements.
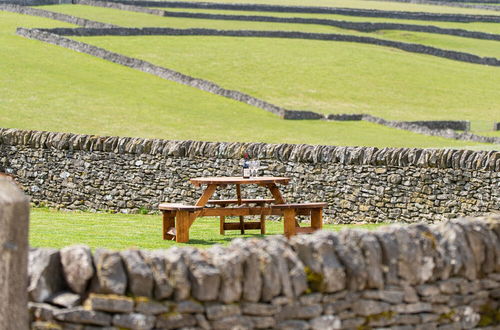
<box><xmin>36</xmin><ymin>4</ymin><xmax>500</xmax><ymax>126</ymax></box>
<box><xmin>42</xmin><ymin>5</ymin><xmax>500</xmax><ymax>58</ymax></box>
<box><xmin>2</xmin><ymin>1</ymin><xmax>499</xmax><ymax>148</ymax></box>
<box><xmin>158</xmin><ymin>8</ymin><xmax>500</xmax><ymax>34</ymax></box>
<box><xmin>75</xmin><ymin>35</ymin><xmax>500</xmax><ymax>121</ymax></box>
<box><xmin>29</xmin><ymin>208</ymin><xmax>387</xmax><ymax>250</ymax></box>
<box><xmin>150</xmin><ymin>0</ymin><xmax>500</xmax><ymax>16</ymax></box>
<box><xmin>1</xmin><ymin>10</ymin><xmax>492</xmax><ymax>149</ymax></box>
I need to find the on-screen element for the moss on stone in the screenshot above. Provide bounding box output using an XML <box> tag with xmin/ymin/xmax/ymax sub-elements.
<box><xmin>438</xmin><ymin>310</ymin><xmax>456</xmax><ymax>322</ymax></box>
<box><xmin>360</xmin><ymin>310</ymin><xmax>396</xmax><ymax>328</ymax></box>
<box><xmin>304</xmin><ymin>266</ymin><xmax>324</xmax><ymax>292</ymax></box>
<box><xmin>478</xmin><ymin>304</ymin><xmax>500</xmax><ymax>327</ymax></box>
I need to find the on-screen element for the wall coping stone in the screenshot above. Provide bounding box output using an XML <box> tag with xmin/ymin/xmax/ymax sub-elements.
<box><xmin>1</xmin><ymin>127</ymin><xmax>499</xmax><ymax>171</ymax></box>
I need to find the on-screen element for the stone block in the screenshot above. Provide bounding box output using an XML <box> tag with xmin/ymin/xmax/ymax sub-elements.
<box><xmin>277</xmin><ymin>304</ymin><xmax>322</xmax><ymax>321</ymax></box>
<box><xmin>156</xmin><ymin>313</ymin><xmax>197</xmax><ymax>329</ymax></box>
<box><xmin>210</xmin><ymin>315</ymin><xmax>253</xmax><ymax>329</ymax></box>
<box><xmin>54</xmin><ymin>307</ymin><xmax>112</xmax><ymax>326</ymax></box>
<box><xmin>248</xmin><ymin>316</ymin><xmax>276</xmax><ymax>329</ymax></box>
<box><xmin>29</xmin><ymin>302</ymin><xmax>60</xmax><ymax>322</ymax></box>
<box><xmin>113</xmin><ymin>313</ymin><xmax>156</xmax><ymax>330</ymax></box>
<box><xmin>276</xmin><ymin>319</ymin><xmax>310</xmax><ymax>330</ymax></box>
<box><xmin>85</xmin><ymin>293</ymin><xmax>134</xmax><ymax>313</ymax></box>
<box><xmin>47</xmin><ymin>291</ymin><xmax>81</xmax><ymax>308</ymax></box>
<box><xmin>205</xmin><ymin>303</ymin><xmax>240</xmax><ymax>320</ymax></box>
<box><xmin>60</xmin><ymin>245</ymin><xmax>94</xmax><ymax>294</ymax></box>
<box><xmin>176</xmin><ymin>300</ymin><xmax>204</xmax><ymax>314</ymax></box>
<box><xmin>120</xmin><ymin>249</ymin><xmax>154</xmax><ymax>298</ymax></box>
<box><xmin>135</xmin><ymin>299</ymin><xmax>168</xmax><ymax>315</ymax></box>
<box><xmin>90</xmin><ymin>249</ymin><xmax>127</xmax><ymax>295</ymax></box>
<box><xmin>143</xmin><ymin>250</ymin><xmax>174</xmax><ymax>301</ymax></box>
<box><xmin>28</xmin><ymin>248</ymin><xmax>65</xmax><ymax>303</ymax></box>
<box><xmin>242</xmin><ymin>302</ymin><xmax>280</xmax><ymax>316</ymax></box>
<box><xmin>310</xmin><ymin>315</ymin><xmax>341</xmax><ymax>329</ymax></box>
<box><xmin>352</xmin><ymin>299</ymin><xmax>390</xmax><ymax>316</ymax></box>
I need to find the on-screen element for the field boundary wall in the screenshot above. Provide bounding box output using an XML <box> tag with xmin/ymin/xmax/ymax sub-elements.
<box><xmin>96</xmin><ymin>0</ymin><xmax>500</xmax><ymax>23</ymax></box>
<box><xmin>0</xmin><ymin>127</ymin><xmax>498</xmax><ymax>222</ymax></box>
<box><xmin>77</xmin><ymin>0</ymin><xmax>500</xmax><ymax>41</ymax></box>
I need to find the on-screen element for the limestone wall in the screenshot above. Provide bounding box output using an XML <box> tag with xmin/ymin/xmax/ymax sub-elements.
<box><xmin>0</xmin><ymin>128</ymin><xmax>498</xmax><ymax>223</ymax></box>
<box><xmin>0</xmin><ymin>3</ymin><xmax>118</xmax><ymax>27</ymax></box>
<box><xmin>76</xmin><ymin>0</ymin><xmax>500</xmax><ymax>41</ymax></box>
<box><xmin>28</xmin><ymin>216</ymin><xmax>500</xmax><ymax>329</ymax></box>
<box><xmin>28</xmin><ymin>27</ymin><xmax>500</xmax><ymax>67</ymax></box>
<box><xmin>97</xmin><ymin>0</ymin><xmax>500</xmax><ymax>23</ymax></box>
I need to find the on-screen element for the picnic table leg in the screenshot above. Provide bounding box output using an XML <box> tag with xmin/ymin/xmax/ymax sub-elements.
<box><xmin>260</xmin><ymin>214</ymin><xmax>266</xmax><ymax>235</ymax></box>
<box><xmin>220</xmin><ymin>216</ymin><xmax>225</xmax><ymax>235</ymax></box>
<box><xmin>236</xmin><ymin>184</ymin><xmax>245</xmax><ymax>235</ymax></box>
<box><xmin>311</xmin><ymin>209</ymin><xmax>323</xmax><ymax>231</ymax></box>
<box><xmin>176</xmin><ymin>210</ymin><xmax>191</xmax><ymax>243</ymax></box>
<box><xmin>266</xmin><ymin>183</ymin><xmax>286</xmax><ymax>204</ymax></box>
<box><xmin>284</xmin><ymin>208</ymin><xmax>297</xmax><ymax>238</ymax></box>
<box><xmin>162</xmin><ymin>211</ymin><xmax>176</xmax><ymax>240</ymax></box>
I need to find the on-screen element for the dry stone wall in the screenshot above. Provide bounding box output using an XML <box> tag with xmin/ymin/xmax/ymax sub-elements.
<box><xmin>0</xmin><ymin>3</ymin><xmax>119</xmax><ymax>28</ymax></box>
<box><xmin>98</xmin><ymin>0</ymin><xmax>500</xmax><ymax>23</ymax></box>
<box><xmin>77</xmin><ymin>0</ymin><xmax>500</xmax><ymax>41</ymax></box>
<box><xmin>29</xmin><ymin>27</ymin><xmax>500</xmax><ymax>67</ymax></box>
<box><xmin>0</xmin><ymin>128</ymin><xmax>498</xmax><ymax>223</ymax></box>
<box><xmin>28</xmin><ymin>216</ymin><xmax>500</xmax><ymax>329</ymax></box>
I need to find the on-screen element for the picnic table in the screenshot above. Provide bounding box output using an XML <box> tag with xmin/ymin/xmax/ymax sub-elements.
<box><xmin>159</xmin><ymin>176</ymin><xmax>327</xmax><ymax>243</ymax></box>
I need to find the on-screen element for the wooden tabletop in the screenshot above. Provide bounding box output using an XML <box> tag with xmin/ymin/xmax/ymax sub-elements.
<box><xmin>190</xmin><ymin>176</ymin><xmax>290</xmax><ymax>186</ymax></box>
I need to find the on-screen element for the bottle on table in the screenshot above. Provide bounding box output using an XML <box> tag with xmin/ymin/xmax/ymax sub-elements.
<box><xmin>242</xmin><ymin>153</ymin><xmax>250</xmax><ymax>178</ymax></box>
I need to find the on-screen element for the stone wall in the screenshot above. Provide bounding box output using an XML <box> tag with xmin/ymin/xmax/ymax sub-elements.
<box><xmin>77</xmin><ymin>0</ymin><xmax>500</xmax><ymax>41</ymax></box>
<box><xmin>401</xmin><ymin>121</ymin><xmax>470</xmax><ymax>131</ymax></box>
<box><xmin>0</xmin><ymin>0</ymin><xmax>69</xmax><ymax>5</ymax></box>
<box><xmin>0</xmin><ymin>128</ymin><xmax>498</xmax><ymax>223</ymax></box>
<box><xmin>30</xmin><ymin>27</ymin><xmax>500</xmax><ymax>67</ymax></box>
<box><xmin>28</xmin><ymin>216</ymin><xmax>500</xmax><ymax>329</ymax></box>
<box><xmin>0</xmin><ymin>3</ymin><xmax>118</xmax><ymax>28</ymax></box>
<box><xmin>98</xmin><ymin>0</ymin><xmax>500</xmax><ymax>23</ymax></box>
<box><xmin>373</xmin><ymin>0</ymin><xmax>500</xmax><ymax>11</ymax></box>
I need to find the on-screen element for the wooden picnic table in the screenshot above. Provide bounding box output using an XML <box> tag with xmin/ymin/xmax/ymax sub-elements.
<box><xmin>159</xmin><ymin>176</ymin><xmax>326</xmax><ymax>242</ymax></box>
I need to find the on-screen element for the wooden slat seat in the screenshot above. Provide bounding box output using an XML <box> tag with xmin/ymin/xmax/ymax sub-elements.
<box><xmin>208</xmin><ymin>198</ymin><xmax>275</xmax><ymax>205</ymax></box>
<box><xmin>159</xmin><ymin>203</ymin><xmax>203</xmax><ymax>242</ymax></box>
<box><xmin>158</xmin><ymin>203</ymin><xmax>202</xmax><ymax>212</ymax></box>
<box><xmin>271</xmin><ymin>202</ymin><xmax>327</xmax><ymax>209</ymax></box>
<box><xmin>271</xmin><ymin>202</ymin><xmax>327</xmax><ymax>238</ymax></box>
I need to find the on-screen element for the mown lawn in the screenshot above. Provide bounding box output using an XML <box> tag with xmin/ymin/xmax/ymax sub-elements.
<box><xmin>29</xmin><ymin>208</ymin><xmax>388</xmax><ymax>250</ymax></box>
<box><xmin>1</xmin><ymin>11</ymin><xmax>489</xmax><ymax>149</ymax></box>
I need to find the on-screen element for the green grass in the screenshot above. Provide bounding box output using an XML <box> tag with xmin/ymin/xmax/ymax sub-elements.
<box><xmin>158</xmin><ymin>8</ymin><xmax>500</xmax><ymax>34</ymax></box>
<box><xmin>29</xmin><ymin>207</ymin><xmax>388</xmax><ymax>249</ymax></box>
<box><xmin>1</xmin><ymin>10</ymin><xmax>491</xmax><ymax>149</ymax></box>
<box><xmin>151</xmin><ymin>0</ymin><xmax>500</xmax><ymax>16</ymax></box>
<box><xmin>41</xmin><ymin>5</ymin><xmax>500</xmax><ymax>58</ymax></box>
<box><xmin>75</xmin><ymin>35</ymin><xmax>500</xmax><ymax>122</ymax></box>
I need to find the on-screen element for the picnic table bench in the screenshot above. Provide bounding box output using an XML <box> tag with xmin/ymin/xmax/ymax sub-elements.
<box><xmin>158</xmin><ymin>176</ymin><xmax>327</xmax><ymax>243</ymax></box>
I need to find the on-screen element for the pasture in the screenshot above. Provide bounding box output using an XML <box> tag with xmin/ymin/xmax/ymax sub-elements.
<box><xmin>1</xmin><ymin>0</ymin><xmax>499</xmax><ymax>148</ymax></box>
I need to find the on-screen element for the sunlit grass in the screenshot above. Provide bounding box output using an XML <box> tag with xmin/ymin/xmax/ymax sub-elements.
<box><xmin>30</xmin><ymin>207</ymin><xmax>388</xmax><ymax>250</ymax></box>
<box><xmin>0</xmin><ymin>11</ymin><xmax>490</xmax><ymax>149</ymax></box>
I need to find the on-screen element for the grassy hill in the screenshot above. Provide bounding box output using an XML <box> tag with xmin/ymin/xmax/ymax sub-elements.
<box><xmin>1</xmin><ymin>1</ymin><xmax>499</xmax><ymax>148</ymax></box>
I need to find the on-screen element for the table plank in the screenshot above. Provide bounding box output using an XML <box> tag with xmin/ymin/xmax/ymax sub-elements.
<box><xmin>190</xmin><ymin>176</ymin><xmax>290</xmax><ymax>186</ymax></box>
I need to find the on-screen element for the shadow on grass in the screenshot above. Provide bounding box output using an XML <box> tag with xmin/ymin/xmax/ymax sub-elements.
<box><xmin>185</xmin><ymin>233</ymin><xmax>268</xmax><ymax>245</ymax></box>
